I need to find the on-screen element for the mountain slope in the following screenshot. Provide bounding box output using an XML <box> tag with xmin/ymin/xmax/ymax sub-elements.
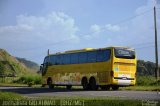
<box><xmin>0</xmin><ymin>49</ymin><xmax>33</xmax><ymax>76</ymax></box>
<box><xmin>16</xmin><ymin>57</ymin><xmax>39</xmax><ymax>72</ymax></box>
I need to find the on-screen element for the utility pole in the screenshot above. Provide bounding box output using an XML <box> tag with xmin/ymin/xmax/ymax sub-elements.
<box><xmin>153</xmin><ymin>2</ymin><xmax>159</xmax><ymax>80</ymax></box>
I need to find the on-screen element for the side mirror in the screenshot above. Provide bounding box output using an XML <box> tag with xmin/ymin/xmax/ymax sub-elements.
<box><xmin>41</xmin><ymin>63</ymin><xmax>44</xmax><ymax>66</ymax></box>
<box><xmin>40</xmin><ymin>66</ymin><xmax>42</xmax><ymax>71</ymax></box>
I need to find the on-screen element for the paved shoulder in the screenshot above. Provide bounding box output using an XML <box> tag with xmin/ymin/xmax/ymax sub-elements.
<box><xmin>0</xmin><ymin>87</ymin><xmax>159</xmax><ymax>101</ymax></box>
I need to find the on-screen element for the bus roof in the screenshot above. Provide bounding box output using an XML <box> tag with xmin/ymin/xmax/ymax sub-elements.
<box><xmin>47</xmin><ymin>46</ymin><xmax>134</xmax><ymax>56</ymax></box>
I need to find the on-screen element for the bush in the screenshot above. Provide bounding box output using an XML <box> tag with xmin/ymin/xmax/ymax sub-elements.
<box><xmin>14</xmin><ymin>74</ymin><xmax>42</xmax><ymax>84</ymax></box>
<box><xmin>136</xmin><ymin>76</ymin><xmax>160</xmax><ymax>86</ymax></box>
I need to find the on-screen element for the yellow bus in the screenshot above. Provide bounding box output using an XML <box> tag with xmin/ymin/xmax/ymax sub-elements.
<box><xmin>41</xmin><ymin>46</ymin><xmax>136</xmax><ymax>90</ymax></box>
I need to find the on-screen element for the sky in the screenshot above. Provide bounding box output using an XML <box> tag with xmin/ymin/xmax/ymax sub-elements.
<box><xmin>0</xmin><ymin>0</ymin><xmax>160</xmax><ymax>64</ymax></box>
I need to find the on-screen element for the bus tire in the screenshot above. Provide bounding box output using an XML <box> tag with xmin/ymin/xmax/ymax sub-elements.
<box><xmin>47</xmin><ymin>78</ymin><xmax>54</xmax><ymax>89</ymax></box>
<box><xmin>66</xmin><ymin>85</ymin><xmax>72</xmax><ymax>90</ymax></box>
<box><xmin>89</xmin><ymin>77</ymin><xmax>98</xmax><ymax>90</ymax></box>
<box><xmin>81</xmin><ymin>77</ymin><xmax>89</xmax><ymax>90</ymax></box>
<box><xmin>112</xmin><ymin>86</ymin><xmax>119</xmax><ymax>90</ymax></box>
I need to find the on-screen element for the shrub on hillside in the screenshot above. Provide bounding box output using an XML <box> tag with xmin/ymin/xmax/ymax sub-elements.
<box><xmin>13</xmin><ymin>74</ymin><xmax>42</xmax><ymax>84</ymax></box>
<box><xmin>136</xmin><ymin>76</ymin><xmax>159</xmax><ymax>86</ymax></box>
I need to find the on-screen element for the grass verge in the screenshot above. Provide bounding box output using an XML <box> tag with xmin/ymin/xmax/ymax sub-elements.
<box><xmin>0</xmin><ymin>83</ymin><xmax>160</xmax><ymax>91</ymax></box>
<box><xmin>120</xmin><ymin>85</ymin><xmax>160</xmax><ymax>91</ymax></box>
<box><xmin>0</xmin><ymin>91</ymin><xmax>24</xmax><ymax>100</ymax></box>
<box><xmin>0</xmin><ymin>91</ymin><xmax>160</xmax><ymax>106</ymax></box>
<box><xmin>0</xmin><ymin>91</ymin><xmax>143</xmax><ymax>106</ymax></box>
<box><xmin>0</xmin><ymin>83</ymin><xmax>27</xmax><ymax>87</ymax></box>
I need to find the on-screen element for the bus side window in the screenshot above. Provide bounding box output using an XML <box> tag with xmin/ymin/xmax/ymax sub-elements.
<box><xmin>55</xmin><ymin>55</ymin><xmax>62</xmax><ymax>65</ymax></box>
<box><xmin>96</xmin><ymin>50</ymin><xmax>111</xmax><ymax>62</ymax></box>
<box><xmin>103</xmin><ymin>50</ymin><xmax>111</xmax><ymax>61</ymax></box>
<box><xmin>63</xmin><ymin>54</ymin><xmax>70</xmax><ymax>65</ymax></box>
<box><xmin>87</xmin><ymin>51</ymin><xmax>97</xmax><ymax>63</ymax></box>
<box><xmin>59</xmin><ymin>55</ymin><xmax>63</xmax><ymax>65</ymax></box>
<box><xmin>79</xmin><ymin>52</ymin><xmax>87</xmax><ymax>63</ymax></box>
<box><xmin>50</xmin><ymin>56</ymin><xmax>56</xmax><ymax>65</ymax></box>
<box><xmin>97</xmin><ymin>50</ymin><xmax>104</xmax><ymax>62</ymax></box>
<box><xmin>70</xmin><ymin>53</ymin><xmax>78</xmax><ymax>64</ymax></box>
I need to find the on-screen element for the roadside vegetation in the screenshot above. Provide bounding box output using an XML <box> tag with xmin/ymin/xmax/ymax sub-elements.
<box><xmin>13</xmin><ymin>74</ymin><xmax>42</xmax><ymax>85</ymax></box>
<box><xmin>0</xmin><ymin>91</ymin><xmax>24</xmax><ymax>100</ymax></box>
<box><xmin>1</xmin><ymin>74</ymin><xmax>160</xmax><ymax>90</ymax></box>
<box><xmin>120</xmin><ymin>76</ymin><xmax>160</xmax><ymax>91</ymax></box>
<box><xmin>0</xmin><ymin>91</ymin><xmax>143</xmax><ymax>106</ymax></box>
<box><xmin>136</xmin><ymin>76</ymin><xmax>160</xmax><ymax>86</ymax></box>
<box><xmin>0</xmin><ymin>73</ymin><xmax>42</xmax><ymax>87</ymax></box>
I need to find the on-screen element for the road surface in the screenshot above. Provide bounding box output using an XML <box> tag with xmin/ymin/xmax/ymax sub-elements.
<box><xmin>0</xmin><ymin>87</ymin><xmax>160</xmax><ymax>101</ymax></box>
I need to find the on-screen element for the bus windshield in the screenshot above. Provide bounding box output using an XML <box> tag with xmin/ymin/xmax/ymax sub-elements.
<box><xmin>114</xmin><ymin>48</ymin><xmax>135</xmax><ymax>59</ymax></box>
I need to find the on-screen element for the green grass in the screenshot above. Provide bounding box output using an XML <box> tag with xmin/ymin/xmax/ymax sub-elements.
<box><xmin>13</xmin><ymin>74</ymin><xmax>42</xmax><ymax>85</ymax></box>
<box><xmin>0</xmin><ymin>91</ymin><xmax>143</xmax><ymax>106</ymax></box>
<box><xmin>1</xmin><ymin>75</ymin><xmax>160</xmax><ymax>91</ymax></box>
<box><xmin>0</xmin><ymin>73</ymin><xmax>42</xmax><ymax>87</ymax></box>
<box><xmin>136</xmin><ymin>76</ymin><xmax>160</xmax><ymax>86</ymax></box>
<box><xmin>0</xmin><ymin>91</ymin><xmax>24</xmax><ymax>100</ymax></box>
<box><xmin>82</xmin><ymin>99</ymin><xmax>141</xmax><ymax>106</ymax></box>
<box><xmin>0</xmin><ymin>83</ymin><xmax>28</xmax><ymax>87</ymax></box>
<box><xmin>120</xmin><ymin>85</ymin><xmax>160</xmax><ymax>91</ymax></box>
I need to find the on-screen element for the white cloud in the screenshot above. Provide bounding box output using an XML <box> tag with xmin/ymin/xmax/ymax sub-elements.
<box><xmin>90</xmin><ymin>24</ymin><xmax>121</xmax><ymax>34</ymax></box>
<box><xmin>83</xmin><ymin>0</ymin><xmax>160</xmax><ymax>62</ymax></box>
<box><xmin>0</xmin><ymin>12</ymin><xmax>80</xmax><ymax>63</ymax></box>
<box><xmin>90</xmin><ymin>24</ymin><xmax>101</xmax><ymax>34</ymax></box>
<box><xmin>0</xmin><ymin>12</ymin><xmax>79</xmax><ymax>49</ymax></box>
<box><xmin>105</xmin><ymin>24</ymin><xmax>120</xmax><ymax>32</ymax></box>
<box><xmin>86</xmin><ymin>23</ymin><xmax>121</xmax><ymax>40</ymax></box>
<box><xmin>117</xmin><ymin>0</ymin><xmax>160</xmax><ymax>62</ymax></box>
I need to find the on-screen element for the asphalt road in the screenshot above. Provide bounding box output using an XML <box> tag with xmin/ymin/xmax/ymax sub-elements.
<box><xmin>0</xmin><ymin>87</ymin><xmax>160</xmax><ymax>101</ymax></box>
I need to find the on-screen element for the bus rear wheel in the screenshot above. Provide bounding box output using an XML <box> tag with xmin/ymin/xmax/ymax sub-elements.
<box><xmin>89</xmin><ymin>77</ymin><xmax>98</xmax><ymax>90</ymax></box>
<box><xmin>82</xmin><ymin>77</ymin><xmax>89</xmax><ymax>90</ymax></box>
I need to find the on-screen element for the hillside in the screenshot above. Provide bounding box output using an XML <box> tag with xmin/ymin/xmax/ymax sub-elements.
<box><xmin>16</xmin><ymin>57</ymin><xmax>39</xmax><ymax>72</ymax></box>
<box><xmin>137</xmin><ymin>60</ymin><xmax>156</xmax><ymax>76</ymax></box>
<box><xmin>0</xmin><ymin>49</ymin><xmax>36</xmax><ymax>76</ymax></box>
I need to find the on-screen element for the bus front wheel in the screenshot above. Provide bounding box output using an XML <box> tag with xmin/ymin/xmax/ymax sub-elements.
<box><xmin>47</xmin><ymin>78</ymin><xmax>54</xmax><ymax>89</ymax></box>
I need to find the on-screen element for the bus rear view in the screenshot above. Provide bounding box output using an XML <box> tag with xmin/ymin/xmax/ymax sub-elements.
<box><xmin>111</xmin><ymin>47</ymin><xmax>136</xmax><ymax>90</ymax></box>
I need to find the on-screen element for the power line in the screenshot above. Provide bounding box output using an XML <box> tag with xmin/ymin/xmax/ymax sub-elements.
<box><xmin>9</xmin><ymin>7</ymin><xmax>157</xmax><ymax>61</ymax></box>
<box><xmin>12</xmin><ymin>38</ymin><xmax>74</xmax><ymax>52</ymax></box>
<box><xmin>111</xmin><ymin>8</ymin><xmax>153</xmax><ymax>25</ymax></box>
<box><xmin>129</xmin><ymin>41</ymin><xmax>154</xmax><ymax>47</ymax></box>
<box><xmin>134</xmin><ymin>44</ymin><xmax>160</xmax><ymax>49</ymax></box>
<box><xmin>21</xmin><ymin>8</ymin><xmax>153</xmax><ymax>52</ymax></box>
